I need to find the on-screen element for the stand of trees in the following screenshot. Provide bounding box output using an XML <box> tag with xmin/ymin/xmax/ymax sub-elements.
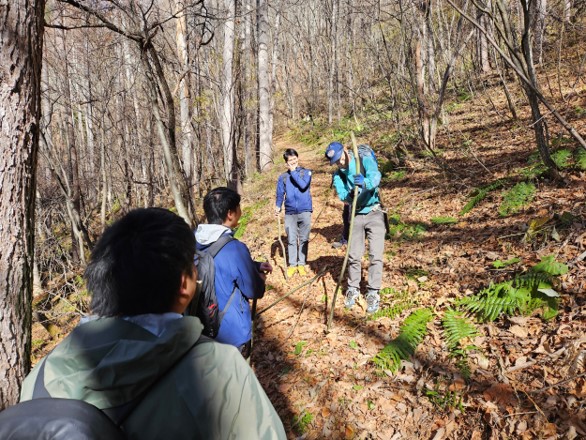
<box><xmin>1</xmin><ymin>0</ymin><xmax>584</xmax><ymax>408</ymax></box>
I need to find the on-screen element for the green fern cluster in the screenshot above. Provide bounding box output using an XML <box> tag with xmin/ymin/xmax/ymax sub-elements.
<box><xmin>372</xmin><ymin>308</ymin><xmax>432</xmax><ymax>372</ymax></box>
<box><xmin>498</xmin><ymin>182</ymin><xmax>536</xmax><ymax>216</ymax></box>
<box><xmin>369</xmin><ymin>288</ymin><xmax>415</xmax><ymax>320</ymax></box>
<box><xmin>459</xmin><ymin>255</ymin><xmax>567</xmax><ymax>322</ymax></box>
<box><xmin>551</xmin><ymin>149</ymin><xmax>573</xmax><ymax>169</ymax></box>
<box><xmin>441</xmin><ymin>309</ymin><xmax>479</xmax><ymax>350</ymax></box>
<box><xmin>460</xmin><ymin>180</ymin><xmax>505</xmax><ymax>215</ymax></box>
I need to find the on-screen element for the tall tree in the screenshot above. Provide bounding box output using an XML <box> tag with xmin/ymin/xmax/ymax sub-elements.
<box><xmin>0</xmin><ymin>0</ymin><xmax>45</xmax><ymax>408</ymax></box>
<box><xmin>257</xmin><ymin>0</ymin><xmax>272</xmax><ymax>171</ymax></box>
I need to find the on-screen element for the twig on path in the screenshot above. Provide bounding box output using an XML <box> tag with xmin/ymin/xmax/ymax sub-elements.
<box><xmin>529</xmin><ymin>371</ymin><xmax>586</xmax><ymax>395</ymax></box>
<box><xmin>256</xmin><ymin>266</ymin><xmax>328</xmax><ymax>316</ymax></box>
<box><xmin>284</xmin><ymin>282</ymin><xmax>315</xmax><ymax>342</ymax></box>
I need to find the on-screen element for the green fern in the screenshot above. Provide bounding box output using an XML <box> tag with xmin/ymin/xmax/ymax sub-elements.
<box><xmin>460</xmin><ymin>256</ymin><xmax>565</xmax><ymax>321</ymax></box>
<box><xmin>460</xmin><ymin>180</ymin><xmax>505</xmax><ymax>215</ymax></box>
<box><xmin>576</xmin><ymin>148</ymin><xmax>586</xmax><ymax>170</ymax></box>
<box><xmin>369</xmin><ymin>288</ymin><xmax>415</xmax><ymax>320</ymax></box>
<box><xmin>531</xmin><ymin>254</ymin><xmax>569</xmax><ymax>276</ymax></box>
<box><xmin>499</xmin><ymin>182</ymin><xmax>536</xmax><ymax>217</ymax></box>
<box><xmin>551</xmin><ymin>149</ymin><xmax>573</xmax><ymax>169</ymax></box>
<box><xmin>441</xmin><ymin>308</ymin><xmax>479</xmax><ymax>350</ymax></box>
<box><xmin>372</xmin><ymin>308</ymin><xmax>432</xmax><ymax>372</ymax></box>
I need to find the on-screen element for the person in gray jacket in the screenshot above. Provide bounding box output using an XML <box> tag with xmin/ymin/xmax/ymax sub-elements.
<box><xmin>19</xmin><ymin>208</ymin><xmax>286</xmax><ymax>440</ymax></box>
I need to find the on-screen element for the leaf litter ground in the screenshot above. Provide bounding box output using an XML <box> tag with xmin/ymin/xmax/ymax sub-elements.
<box><xmin>243</xmin><ymin>93</ymin><xmax>586</xmax><ymax>439</ymax></box>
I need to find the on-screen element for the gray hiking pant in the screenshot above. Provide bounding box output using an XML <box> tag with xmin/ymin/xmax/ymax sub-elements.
<box><xmin>347</xmin><ymin>208</ymin><xmax>385</xmax><ymax>291</ymax></box>
<box><xmin>284</xmin><ymin>211</ymin><xmax>311</xmax><ymax>266</ymax></box>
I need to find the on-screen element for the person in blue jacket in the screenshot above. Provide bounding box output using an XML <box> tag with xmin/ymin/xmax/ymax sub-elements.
<box><xmin>195</xmin><ymin>187</ymin><xmax>273</xmax><ymax>358</ymax></box>
<box><xmin>325</xmin><ymin>141</ymin><xmax>385</xmax><ymax>314</ymax></box>
<box><xmin>274</xmin><ymin>148</ymin><xmax>313</xmax><ymax>277</ymax></box>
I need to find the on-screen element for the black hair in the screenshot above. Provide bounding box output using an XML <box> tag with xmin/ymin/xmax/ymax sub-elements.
<box><xmin>283</xmin><ymin>148</ymin><xmax>298</xmax><ymax>162</ymax></box>
<box><xmin>85</xmin><ymin>208</ymin><xmax>195</xmax><ymax>316</ymax></box>
<box><xmin>203</xmin><ymin>187</ymin><xmax>241</xmax><ymax>224</ymax></box>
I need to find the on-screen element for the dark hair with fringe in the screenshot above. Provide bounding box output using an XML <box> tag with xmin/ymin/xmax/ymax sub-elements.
<box><xmin>85</xmin><ymin>208</ymin><xmax>195</xmax><ymax>316</ymax></box>
<box><xmin>283</xmin><ymin>148</ymin><xmax>298</xmax><ymax>162</ymax></box>
<box><xmin>203</xmin><ymin>187</ymin><xmax>241</xmax><ymax>224</ymax></box>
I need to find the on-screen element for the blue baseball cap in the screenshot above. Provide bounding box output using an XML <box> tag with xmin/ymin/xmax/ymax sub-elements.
<box><xmin>325</xmin><ymin>142</ymin><xmax>344</xmax><ymax>165</ymax></box>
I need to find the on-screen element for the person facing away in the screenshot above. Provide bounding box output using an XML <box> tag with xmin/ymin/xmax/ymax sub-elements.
<box><xmin>274</xmin><ymin>148</ymin><xmax>313</xmax><ymax>277</ymax></box>
<box><xmin>325</xmin><ymin>141</ymin><xmax>385</xmax><ymax>314</ymax></box>
<box><xmin>195</xmin><ymin>187</ymin><xmax>273</xmax><ymax>358</ymax></box>
<box><xmin>19</xmin><ymin>208</ymin><xmax>286</xmax><ymax>439</ymax></box>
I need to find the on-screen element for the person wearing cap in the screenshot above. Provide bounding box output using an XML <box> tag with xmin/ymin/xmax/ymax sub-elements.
<box><xmin>324</xmin><ymin>141</ymin><xmax>385</xmax><ymax>314</ymax></box>
<box><xmin>274</xmin><ymin>148</ymin><xmax>313</xmax><ymax>277</ymax></box>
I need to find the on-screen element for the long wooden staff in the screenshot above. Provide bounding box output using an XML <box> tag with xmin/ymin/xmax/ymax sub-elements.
<box><xmin>277</xmin><ymin>214</ymin><xmax>289</xmax><ymax>280</ymax></box>
<box><xmin>326</xmin><ymin>132</ymin><xmax>360</xmax><ymax>332</ymax></box>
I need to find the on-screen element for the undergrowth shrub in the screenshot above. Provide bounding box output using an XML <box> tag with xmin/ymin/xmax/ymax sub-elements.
<box><xmin>460</xmin><ymin>180</ymin><xmax>505</xmax><ymax>215</ymax></box>
<box><xmin>459</xmin><ymin>255</ymin><xmax>567</xmax><ymax>321</ymax></box>
<box><xmin>498</xmin><ymin>182</ymin><xmax>536</xmax><ymax>216</ymax></box>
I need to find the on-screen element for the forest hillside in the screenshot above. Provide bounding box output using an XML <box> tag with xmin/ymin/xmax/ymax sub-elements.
<box><xmin>31</xmin><ymin>48</ymin><xmax>586</xmax><ymax>440</ymax></box>
<box><xmin>4</xmin><ymin>0</ymin><xmax>584</xmax><ymax>438</ymax></box>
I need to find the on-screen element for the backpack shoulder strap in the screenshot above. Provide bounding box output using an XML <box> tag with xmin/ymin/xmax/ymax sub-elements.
<box><xmin>206</xmin><ymin>233</ymin><xmax>234</xmax><ymax>258</ymax></box>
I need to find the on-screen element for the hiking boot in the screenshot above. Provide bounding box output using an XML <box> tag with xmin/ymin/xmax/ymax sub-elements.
<box><xmin>287</xmin><ymin>266</ymin><xmax>297</xmax><ymax>278</ymax></box>
<box><xmin>366</xmin><ymin>290</ymin><xmax>380</xmax><ymax>314</ymax></box>
<box><xmin>344</xmin><ymin>287</ymin><xmax>360</xmax><ymax>309</ymax></box>
<box><xmin>332</xmin><ymin>238</ymin><xmax>347</xmax><ymax>249</ymax></box>
<box><xmin>297</xmin><ymin>265</ymin><xmax>308</xmax><ymax>276</ymax></box>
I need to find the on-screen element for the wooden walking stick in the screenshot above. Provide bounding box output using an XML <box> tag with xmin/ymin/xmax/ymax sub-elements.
<box><xmin>277</xmin><ymin>214</ymin><xmax>289</xmax><ymax>280</ymax></box>
<box><xmin>326</xmin><ymin>132</ymin><xmax>361</xmax><ymax>332</ymax></box>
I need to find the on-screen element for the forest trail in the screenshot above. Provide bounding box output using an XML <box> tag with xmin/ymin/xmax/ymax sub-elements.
<box><xmin>240</xmin><ymin>132</ymin><xmax>586</xmax><ymax>438</ymax></box>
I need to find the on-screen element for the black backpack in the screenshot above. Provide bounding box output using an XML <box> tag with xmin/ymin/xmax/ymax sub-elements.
<box><xmin>187</xmin><ymin>234</ymin><xmax>238</xmax><ymax>338</ymax></box>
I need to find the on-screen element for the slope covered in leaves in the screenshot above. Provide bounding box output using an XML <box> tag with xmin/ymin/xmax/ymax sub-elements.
<box><xmin>239</xmin><ymin>82</ymin><xmax>586</xmax><ymax>438</ymax></box>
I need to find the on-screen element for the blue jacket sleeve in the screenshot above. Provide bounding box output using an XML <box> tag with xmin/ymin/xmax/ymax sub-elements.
<box><xmin>361</xmin><ymin>155</ymin><xmax>381</xmax><ymax>190</ymax></box>
<box><xmin>332</xmin><ymin>171</ymin><xmax>351</xmax><ymax>203</ymax></box>
<box><xmin>275</xmin><ymin>174</ymin><xmax>285</xmax><ymax>209</ymax></box>
<box><xmin>289</xmin><ymin>168</ymin><xmax>312</xmax><ymax>191</ymax></box>
<box><xmin>233</xmin><ymin>241</ymin><xmax>266</xmax><ymax>300</ymax></box>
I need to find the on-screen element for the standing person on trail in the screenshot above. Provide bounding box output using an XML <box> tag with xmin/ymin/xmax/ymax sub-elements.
<box><xmin>195</xmin><ymin>187</ymin><xmax>273</xmax><ymax>358</ymax></box>
<box><xmin>274</xmin><ymin>148</ymin><xmax>313</xmax><ymax>277</ymax></box>
<box><xmin>17</xmin><ymin>208</ymin><xmax>286</xmax><ymax>439</ymax></box>
<box><xmin>325</xmin><ymin>141</ymin><xmax>385</xmax><ymax>314</ymax></box>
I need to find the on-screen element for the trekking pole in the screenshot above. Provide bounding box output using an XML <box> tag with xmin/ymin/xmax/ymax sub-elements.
<box><xmin>277</xmin><ymin>214</ymin><xmax>288</xmax><ymax>280</ymax></box>
<box><xmin>326</xmin><ymin>132</ymin><xmax>360</xmax><ymax>332</ymax></box>
<box><xmin>248</xmin><ymin>298</ymin><xmax>258</xmax><ymax>365</ymax></box>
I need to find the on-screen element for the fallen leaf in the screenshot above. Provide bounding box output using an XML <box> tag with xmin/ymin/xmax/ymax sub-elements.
<box><xmin>508</xmin><ymin>325</ymin><xmax>528</xmax><ymax>338</ymax></box>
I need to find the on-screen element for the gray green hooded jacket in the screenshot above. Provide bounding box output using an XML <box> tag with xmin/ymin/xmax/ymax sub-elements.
<box><xmin>20</xmin><ymin>315</ymin><xmax>286</xmax><ymax>439</ymax></box>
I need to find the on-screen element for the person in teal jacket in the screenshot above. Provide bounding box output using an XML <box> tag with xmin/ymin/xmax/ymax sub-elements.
<box><xmin>19</xmin><ymin>208</ymin><xmax>286</xmax><ymax>440</ymax></box>
<box><xmin>325</xmin><ymin>141</ymin><xmax>385</xmax><ymax>314</ymax></box>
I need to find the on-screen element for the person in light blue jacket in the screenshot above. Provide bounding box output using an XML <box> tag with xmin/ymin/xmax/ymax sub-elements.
<box><xmin>275</xmin><ymin>148</ymin><xmax>313</xmax><ymax>277</ymax></box>
<box><xmin>195</xmin><ymin>187</ymin><xmax>273</xmax><ymax>358</ymax></box>
<box><xmin>325</xmin><ymin>141</ymin><xmax>385</xmax><ymax>314</ymax></box>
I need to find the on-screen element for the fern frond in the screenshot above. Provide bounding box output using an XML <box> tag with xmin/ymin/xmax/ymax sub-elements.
<box><xmin>442</xmin><ymin>309</ymin><xmax>479</xmax><ymax>350</ymax></box>
<box><xmin>530</xmin><ymin>255</ymin><xmax>569</xmax><ymax>276</ymax></box>
<box><xmin>372</xmin><ymin>308</ymin><xmax>432</xmax><ymax>372</ymax></box>
<box><xmin>460</xmin><ymin>180</ymin><xmax>504</xmax><ymax>215</ymax></box>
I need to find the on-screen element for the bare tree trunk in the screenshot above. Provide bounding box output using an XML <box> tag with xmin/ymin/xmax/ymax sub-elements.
<box><xmin>221</xmin><ymin>0</ymin><xmax>238</xmax><ymax>185</ymax></box>
<box><xmin>257</xmin><ymin>0</ymin><xmax>273</xmax><ymax>171</ymax></box>
<box><xmin>0</xmin><ymin>0</ymin><xmax>45</xmax><ymax>409</ymax></box>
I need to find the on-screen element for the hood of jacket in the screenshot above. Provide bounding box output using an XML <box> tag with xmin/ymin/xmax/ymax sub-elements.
<box><xmin>194</xmin><ymin>224</ymin><xmax>233</xmax><ymax>248</ymax></box>
<box><xmin>39</xmin><ymin>316</ymin><xmax>203</xmax><ymax>409</ymax></box>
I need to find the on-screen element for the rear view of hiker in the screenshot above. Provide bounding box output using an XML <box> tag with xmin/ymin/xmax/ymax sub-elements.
<box><xmin>15</xmin><ymin>208</ymin><xmax>286</xmax><ymax>439</ymax></box>
<box><xmin>325</xmin><ymin>141</ymin><xmax>385</xmax><ymax>314</ymax></box>
<box><xmin>275</xmin><ymin>148</ymin><xmax>313</xmax><ymax>277</ymax></box>
<box><xmin>196</xmin><ymin>187</ymin><xmax>272</xmax><ymax>358</ymax></box>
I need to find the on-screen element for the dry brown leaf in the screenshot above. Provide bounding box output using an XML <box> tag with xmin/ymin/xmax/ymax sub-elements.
<box><xmin>508</xmin><ymin>325</ymin><xmax>528</xmax><ymax>338</ymax></box>
<box><xmin>483</xmin><ymin>383</ymin><xmax>517</xmax><ymax>406</ymax></box>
